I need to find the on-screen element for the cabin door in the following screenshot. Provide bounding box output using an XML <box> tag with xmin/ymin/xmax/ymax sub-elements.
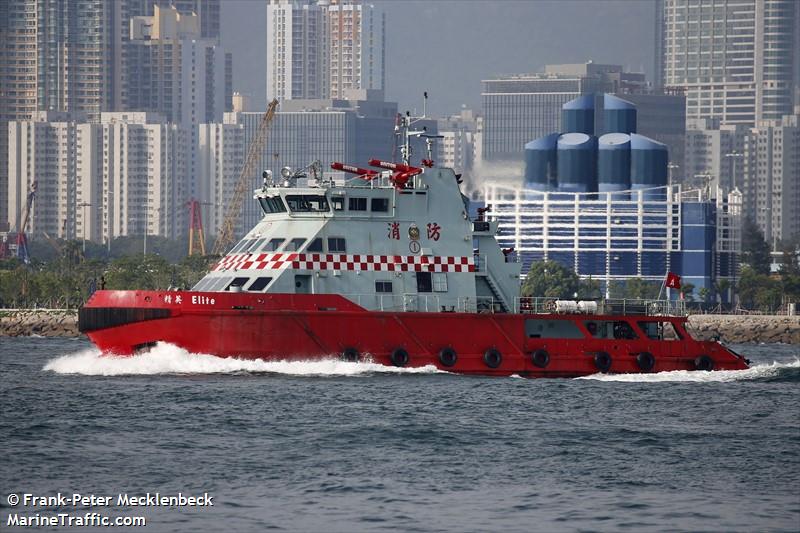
<box><xmin>294</xmin><ymin>274</ymin><xmax>311</xmax><ymax>294</ymax></box>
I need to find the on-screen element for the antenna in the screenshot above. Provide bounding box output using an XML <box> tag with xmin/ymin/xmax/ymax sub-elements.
<box><xmin>396</xmin><ymin>92</ymin><xmax>433</xmax><ymax>166</ymax></box>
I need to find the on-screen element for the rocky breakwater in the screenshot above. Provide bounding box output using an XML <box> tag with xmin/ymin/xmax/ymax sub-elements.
<box><xmin>0</xmin><ymin>309</ymin><xmax>79</xmax><ymax>337</ymax></box>
<box><xmin>687</xmin><ymin>314</ymin><xmax>800</xmax><ymax>344</ymax></box>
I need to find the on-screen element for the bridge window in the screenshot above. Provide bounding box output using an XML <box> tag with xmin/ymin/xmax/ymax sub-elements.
<box><xmin>349</xmin><ymin>197</ymin><xmax>367</xmax><ymax>211</ymax></box>
<box><xmin>637</xmin><ymin>321</ymin><xmax>682</xmax><ymax>341</ymax></box>
<box><xmin>375</xmin><ymin>280</ymin><xmax>393</xmax><ymax>293</ymax></box>
<box><xmin>525</xmin><ymin>319</ymin><xmax>584</xmax><ymax>339</ymax></box>
<box><xmin>285</xmin><ymin>238</ymin><xmax>306</xmax><ymax>252</ymax></box>
<box><xmin>258</xmin><ymin>196</ymin><xmax>286</xmax><ymax>214</ymax></box>
<box><xmin>332</xmin><ymin>197</ymin><xmax>344</xmax><ymax>211</ymax></box>
<box><xmin>285</xmin><ymin>194</ymin><xmax>329</xmax><ymax>212</ymax></box>
<box><xmin>371</xmin><ymin>198</ymin><xmax>389</xmax><ymax>212</ymax></box>
<box><xmin>584</xmin><ymin>320</ymin><xmax>639</xmax><ymax>340</ymax></box>
<box><xmin>307</xmin><ymin>238</ymin><xmax>323</xmax><ymax>252</ymax></box>
<box><xmin>264</xmin><ymin>238</ymin><xmax>284</xmax><ymax>251</ymax></box>
<box><xmin>248</xmin><ymin>277</ymin><xmax>273</xmax><ymax>292</ymax></box>
<box><xmin>230</xmin><ymin>239</ymin><xmax>253</xmax><ymax>254</ymax></box>
<box><xmin>225</xmin><ymin>277</ymin><xmax>249</xmax><ymax>291</ymax></box>
<box><xmin>248</xmin><ymin>238</ymin><xmax>265</xmax><ymax>252</ymax></box>
<box><xmin>328</xmin><ymin>237</ymin><xmax>346</xmax><ymax>252</ymax></box>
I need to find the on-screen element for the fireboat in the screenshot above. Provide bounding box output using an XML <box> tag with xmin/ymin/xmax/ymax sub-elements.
<box><xmin>79</xmin><ymin>113</ymin><xmax>749</xmax><ymax>377</ymax></box>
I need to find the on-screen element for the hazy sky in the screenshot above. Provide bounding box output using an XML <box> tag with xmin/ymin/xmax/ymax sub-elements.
<box><xmin>221</xmin><ymin>0</ymin><xmax>656</xmax><ymax>117</ymax></box>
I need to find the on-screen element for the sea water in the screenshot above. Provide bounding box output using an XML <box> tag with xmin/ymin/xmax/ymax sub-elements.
<box><xmin>1</xmin><ymin>338</ymin><xmax>798</xmax><ymax>532</ymax></box>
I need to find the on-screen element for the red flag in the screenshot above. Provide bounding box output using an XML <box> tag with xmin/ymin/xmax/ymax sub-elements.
<box><xmin>665</xmin><ymin>272</ymin><xmax>682</xmax><ymax>289</ymax></box>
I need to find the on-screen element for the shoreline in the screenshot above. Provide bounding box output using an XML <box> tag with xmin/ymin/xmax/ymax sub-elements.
<box><xmin>2</xmin><ymin>309</ymin><xmax>798</xmax><ymax>344</ymax></box>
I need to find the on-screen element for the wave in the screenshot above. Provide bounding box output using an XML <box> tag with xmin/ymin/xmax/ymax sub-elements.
<box><xmin>577</xmin><ymin>359</ymin><xmax>800</xmax><ymax>383</ymax></box>
<box><xmin>43</xmin><ymin>342</ymin><xmax>443</xmax><ymax>377</ymax></box>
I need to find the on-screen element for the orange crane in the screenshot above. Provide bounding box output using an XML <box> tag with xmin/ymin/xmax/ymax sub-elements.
<box><xmin>211</xmin><ymin>98</ymin><xmax>279</xmax><ymax>256</ymax></box>
<box><xmin>187</xmin><ymin>198</ymin><xmax>212</xmax><ymax>256</ymax></box>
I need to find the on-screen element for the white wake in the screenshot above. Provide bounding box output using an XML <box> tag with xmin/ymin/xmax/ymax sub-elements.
<box><xmin>577</xmin><ymin>359</ymin><xmax>800</xmax><ymax>383</ymax></box>
<box><xmin>43</xmin><ymin>342</ymin><xmax>443</xmax><ymax>377</ymax></box>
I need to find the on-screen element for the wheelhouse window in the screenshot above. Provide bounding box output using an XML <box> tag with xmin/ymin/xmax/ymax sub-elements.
<box><xmin>348</xmin><ymin>197</ymin><xmax>367</xmax><ymax>211</ymax></box>
<box><xmin>225</xmin><ymin>277</ymin><xmax>249</xmax><ymax>291</ymax></box>
<box><xmin>258</xmin><ymin>196</ymin><xmax>287</xmax><ymax>214</ymax></box>
<box><xmin>307</xmin><ymin>238</ymin><xmax>323</xmax><ymax>252</ymax></box>
<box><xmin>327</xmin><ymin>237</ymin><xmax>346</xmax><ymax>252</ymax></box>
<box><xmin>375</xmin><ymin>281</ymin><xmax>393</xmax><ymax>293</ymax></box>
<box><xmin>285</xmin><ymin>194</ymin><xmax>329</xmax><ymax>212</ymax></box>
<box><xmin>264</xmin><ymin>238</ymin><xmax>285</xmax><ymax>252</ymax></box>
<box><xmin>525</xmin><ymin>319</ymin><xmax>584</xmax><ymax>339</ymax></box>
<box><xmin>230</xmin><ymin>239</ymin><xmax>253</xmax><ymax>254</ymax></box>
<box><xmin>247</xmin><ymin>238</ymin><xmax>266</xmax><ymax>253</ymax></box>
<box><xmin>248</xmin><ymin>277</ymin><xmax>273</xmax><ymax>292</ymax></box>
<box><xmin>285</xmin><ymin>238</ymin><xmax>306</xmax><ymax>252</ymax></box>
<box><xmin>638</xmin><ymin>321</ymin><xmax>682</xmax><ymax>341</ymax></box>
<box><xmin>584</xmin><ymin>320</ymin><xmax>639</xmax><ymax>340</ymax></box>
<box><xmin>332</xmin><ymin>197</ymin><xmax>344</xmax><ymax>211</ymax></box>
<box><xmin>371</xmin><ymin>198</ymin><xmax>389</xmax><ymax>212</ymax></box>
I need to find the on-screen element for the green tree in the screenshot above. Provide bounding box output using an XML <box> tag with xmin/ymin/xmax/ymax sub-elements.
<box><xmin>679</xmin><ymin>282</ymin><xmax>696</xmax><ymax>302</ymax></box>
<box><xmin>741</xmin><ymin>217</ymin><xmax>771</xmax><ymax>275</ymax></box>
<box><xmin>622</xmin><ymin>277</ymin><xmax>661</xmax><ymax>299</ymax></box>
<box><xmin>521</xmin><ymin>261</ymin><xmax>581</xmax><ymax>298</ymax></box>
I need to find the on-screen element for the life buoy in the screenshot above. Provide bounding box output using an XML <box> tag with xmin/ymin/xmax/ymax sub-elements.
<box><xmin>636</xmin><ymin>352</ymin><xmax>655</xmax><ymax>372</ymax></box>
<box><xmin>390</xmin><ymin>348</ymin><xmax>409</xmax><ymax>367</ymax></box>
<box><xmin>594</xmin><ymin>351</ymin><xmax>612</xmax><ymax>372</ymax></box>
<box><xmin>439</xmin><ymin>347</ymin><xmax>457</xmax><ymax>367</ymax></box>
<box><xmin>341</xmin><ymin>347</ymin><xmax>359</xmax><ymax>362</ymax></box>
<box><xmin>531</xmin><ymin>349</ymin><xmax>550</xmax><ymax>368</ymax></box>
<box><xmin>694</xmin><ymin>354</ymin><xmax>714</xmax><ymax>371</ymax></box>
<box><xmin>483</xmin><ymin>348</ymin><xmax>502</xmax><ymax>369</ymax></box>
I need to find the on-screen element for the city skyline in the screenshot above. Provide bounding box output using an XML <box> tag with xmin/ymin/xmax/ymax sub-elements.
<box><xmin>223</xmin><ymin>0</ymin><xmax>659</xmax><ymax>116</ymax></box>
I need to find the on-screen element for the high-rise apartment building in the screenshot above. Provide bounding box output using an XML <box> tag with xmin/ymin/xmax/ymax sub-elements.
<box><xmin>0</xmin><ymin>1</ymin><xmax>38</xmax><ymax>229</ymax></box>
<box><xmin>742</xmin><ymin>114</ymin><xmax>800</xmax><ymax>244</ymax></box>
<box><xmin>327</xmin><ymin>0</ymin><xmax>385</xmax><ymax>99</ymax></box>
<box><xmin>6</xmin><ymin>112</ymin><xmax>190</xmax><ymax>244</ymax></box>
<box><xmin>658</xmin><ymin>0</ymin><xmax>800</xmax><ymax>125</ymax></box>
<box><xmin>684</xmin><ymin>118</ymin><xmax>748</xmax><ymax>193</ymax></box>
<box><xmin>197</xmin><ymin>123</ymin><xmax>244</xmax><ymax>237</ymax></box>
<box><xmin>266</xmin><ymin>0</ymin><xmax>384</xmax><ymax>101</ymax></box>
<box><xmin>266</xmin><ymin>0</ymin><xmax>329</xmax><ymax>101</ymax></box>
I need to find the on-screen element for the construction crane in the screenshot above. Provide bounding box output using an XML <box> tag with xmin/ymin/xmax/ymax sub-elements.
<box><xmin>211</xmin><ymin>98</ymin><xmax>279</xmax><ymax>256</ymax></box>
<box><xmin>16</xmin><ymin>181</ymin><xmax>38</xmax><ymax>264</ymax></box>
<box><xmin>187</xmin><ymin>198</ymin><xmax>212</xmax><ymax>256</ymax></box>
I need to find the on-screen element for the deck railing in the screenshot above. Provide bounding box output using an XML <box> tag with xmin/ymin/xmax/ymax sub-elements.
<box><xmin>341</xmin><ymin>293</ymin><xmax>685</xmax><ymax>316</ymax></box>
<box><xmin>515</xmin><ymin>297</ymin><xmax>687</xmax><ymax>317</ymax></box>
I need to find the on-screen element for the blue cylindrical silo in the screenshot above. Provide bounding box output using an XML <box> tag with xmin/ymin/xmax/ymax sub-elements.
<box><xmin>598</xmin><ymin>133</ymin><xmax>631</xmax><ymax>200</ymax></box>
<box><xmin>562</xmin><ymin>94</ymin><xmax>595</xmax><ymax>135</ymax></box>
<box><xmin>630</xmin><ymin>133</ymin><xmax>668</xmax><ymax>200</ymax></box>
<box><xmin>524</xmin><ymin>133</ymin><xmax>559</xmax><ymax>191</ymax></box>
<box><xmin>557</xmin><ymin>132</ymin><xmax>597</xmax><ymax>193</ymax></box>
<box><xmin>603</xmin><ymin>94</ymin><xmax>637</xmax><ymax>135</ymax></box>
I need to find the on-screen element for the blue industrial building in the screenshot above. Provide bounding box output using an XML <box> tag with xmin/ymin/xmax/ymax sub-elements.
<box><xmin>488</xmin><ymin>94</ymin><xmax>740</xmax><ymax>302</ymax></box>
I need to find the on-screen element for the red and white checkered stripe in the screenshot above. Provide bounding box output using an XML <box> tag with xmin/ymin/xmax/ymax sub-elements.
<box><xmin>213</xmin><ymin>253</ymin><xmax>475</xmax><ymax>273</ymax></box>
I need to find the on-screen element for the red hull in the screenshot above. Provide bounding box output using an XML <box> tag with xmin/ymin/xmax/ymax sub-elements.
<box><xmin>79</xmin><ymin>290</ymin><xmax>749</xmax><ymax>377</ymax></box>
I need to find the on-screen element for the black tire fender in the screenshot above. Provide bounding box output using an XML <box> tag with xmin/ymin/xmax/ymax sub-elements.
<box><xmin>438</xmin><ymin>347</ymin><xmax>458</xmax><ymax>367</ymax></box>
<box><xmin>531</xmin><ymin>349</ymin><xmax>550</xmax><ymax>368</ymax></box>
<box><xmin>341</xmin><ymin>347</ymin><xmax>359</xmax><ymax>362</ymax></box>
<box><xmin>390</xmin><ymin>348</ymin><xmax>409</xmax><ymax>367</ymax></box>
<box><xmin>636</xmin><ymin>352</ymin><xmax>655</xmax><ymax>372</ymax></box>
<box><xmin>594</xmin><ymin>351</ymin><xmax>612</xmax><ymax>373</ymax></box>
<box><xmin>694</xmin><ymin>354</ymin><xmax>714</xmax><ymax>371</ymax></box>
<box><xmin>483</xmin><ymin>348</ymin><xmax>502</xmax><ymax>369</ymax></box>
